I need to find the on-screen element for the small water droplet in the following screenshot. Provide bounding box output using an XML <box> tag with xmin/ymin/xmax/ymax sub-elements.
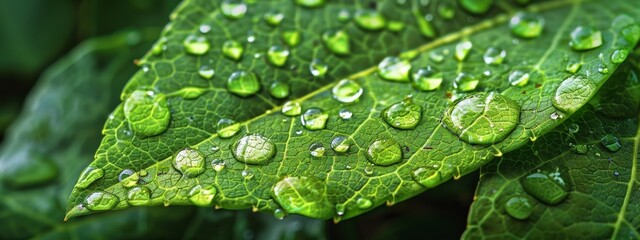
<box><xmin>382</xmin><ymin>98</ymin><xmax>422</xmax><ymax>130</ymax></box>
<box><xmin>429</xmin><ymin>51</ymin><xmax>445</xmax><ymax>63</ymax></box>
<box><xmin>227</xmin><ymin>70</ymin><xmax>261</xmax><ymax>97</ymax></box>
<box><xmin>199</xmin><ymin>24</ymin><xmax>211</xmax><ymax>34</ymax></box>
<box><xmin>504</xmin><ymin>196</ymin><xmax>533</xmax><ymax>220</ymax></box>
<box><xmin>242</xmin><ymin>169</ymin><xmax>254</xmax><ymax>179</ymax></box>
<box><xmin>267</xmin><ymin>45</ymin><xmax>290</xmax><ymax>67</ymax></box>
<box><xmin>174</xmin><ymin>148</ymin><xmax>205</xmax><ymax>178</ymax></box>
<box><xmin>453</xmin><ymin>72</ymin><xmax>479</xmax><ymax>92</ymax></box>
<box><xmin>123</xmin><ymin>90</ymin><xmax>170</xmax><ymax>137</ymax></box>
<box><xmin>263</xmin><ymin>11</ymin><xmax>284</xmax><ymax>26</ymax></box>
<box><xmin>309</xmin><ymin>59</ymin><xmax>329</xmax><ymax>77</ymax></box>
<box><xmin>281</xmin><ymin>30</ymin><xmax>302</xmax><ymax>47</ymax></box>
<box><xmin>338</xmin><ymin>109</ymin><xmax>353</xmax><ymax>120</ymax></box>
<box><xmin>126</xmin><ymin>186</ymin><xmax>151</xmax><ymax>206</ymax></box>
<box><xmin>331</xmin><ymin>136</ymin><xmax>350</xmax><ymax>153</ymax></box>
<box><xmin>550</xmin><ymin>112</ymin><xmax>560</xmax><ymax>120</ymax></box>
<box><xmin>232</xmin><ymin>134</ymin><xmax>277</xmax><ymax>165</ymax></box>
<box><xmin>600</xmin><ymin>134</ymin><xmax>621</xmax><ymax>152</ymax></box>
<box><xmin>198</xmin><ymin>65</ymin><xmax>215</xmax><ymax>79</ymax></box>
<box><xmin>483</xmin><ymin>47</ymin><xmax>507</xmax><ymax>65</ymax></box>
<box><xmin>221</xmin><ymin>0</ymin><xmax>248</xmax><ymax>19</ymax></box>
<box><xmin>509</xmin><ymin>12</ymin><xmax>544</xmax><ymax>38</ymax></box>
<box><xmin>322</xmin><ymin>30</ymin><xmax>350</xmax><ymax>55</ymax></box>
<box><xmin>387</xmin><ymin>20</ymin><xmax>406</xmax><ymax>32</ymax></box>
<box><xmin>217</xmin><ymin>118</ymin><xmax>240</xmax><ymax>138</ymax></box>
<box><xmin>568</xmin><ymin>123</ymin><xmax>579</xmax><ymax>133</ymax></box>
<box><xmin>282</xmin><ymin>101</ymin><xmax>302</xmax><ymax>116</ymax></box>
<box><xmin>614</xmin><ymin>170</ymin><xmax>620</xmax><ymax>177</ymax></box>
<box><xmin>332</xmin><ymin>79</ymin><xmax>363</xmax><ymax>103</ymax></box>
<box><xmin>508</xmin><ymin>70</ymin><xmax>530</xmax><ymax>87</ymax></box>
<box><xmin>222</xmin><ymin>40</ymin><xmax>244</xmax><ymax>61</ymax></box>
<box><xmin>273</xmin><ymin>208</ymin><xmax>286</xmax><ymax>220</ymax></box>
<box><xmin>354</xmin><ymin>9</ymin><xmax>387</xmax><ymax>31</ymax></box>
<box><xmin>188</xmin><ymin>184</ymin><xmax>217</xmax><ymax>206</ymax></box>
<box><xmin>183</xmin><ymin>35</ymin><xmax>210</xmax><ymax>55</ymax></box>
<box><xmin>309</xmin><ymin>142</ymin><xmax>325</xmax><ymax>157</ymax></box>
<box><xmin>211</xmin><ymin>159</ymin><xmax>226</xmax><ymax>172</ymax></box>
<box><xmin>454</xmin><ymin>40</ymin><xmax>472</xmax><ymax>61</ymax></box>
<box><xmin>301</xmin><ymin>108</ymin><xmax>329</xmax><ymax>130</ymax></box>
<box><xmin>118</xmin><ymin>169</ymin><xmax>138</xmax><ymax>187</ymax></box>
<box><xmin>76</xmin><ymin>166</ymin><xmax>104</xmax><ymax>189</ymax></box>
<box><xmin>271</xmin><ymin>176</ymin><xmax>333</xmax><ymax>218</ymax></box>
<box><xmin>377</xmin><ymin>57</ymin><xmax>411</xmax><ymax>82</ymax></box>
<box><xmin>565</xmin><ymin>61</ymin><xmax>582</xmax><ymax>73</ymax></box>
<box><xmin>569</xmin><ymin>26</ymin><xmax>603</xmax><ymax>51</ymax></box>
<box><xmin>598</xmin><ymin>64</ymin><xmax>609</xmax><ymax>74</ymax></box>
<box><xmin>572</xmin><ymin>144</ymin><xmax>588</xmax><ymax>154</ymax></box>
<box><xmin>364</xmin><ymin>165</ymin><xmax>374</xmax><ymax>175</ymax></box>
<box><xmin>411</xmin><ymin>66</ymin><xmax>443</xmax><ymax>91</ymax></box>
<box><xmin>437</xmin><ymin>2</ymin><xmax>455</xmax><ymax>19</ymax></box>
<box><xmin>611</xmin><ymin>49</ymin><xmax>629</xmax><ymax>64</ymax></box>
<box><xmin>269</xmin><ymin>81</ymin><xmax>290</xmax><ymax>99</ymax></box>
<box><xmin>84</xmin><ymin>191</ymin><xmax>119</xmax><ymax>211</ymax></box>
<box><xmin>366</xmin><ymin>139</ymin><xmax>402</xmax><ymax>166</ymax></box>
<box><xmin>552</xmin><ymin>75</ymin><xmax>595</xmax><ymax>114</ymax></box>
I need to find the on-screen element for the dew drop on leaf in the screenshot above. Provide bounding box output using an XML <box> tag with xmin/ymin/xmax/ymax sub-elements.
<box><xmin>118</xmin><ymin>169</ymin><xmax>138</xmax><ymax>187</ymax></box>
<box><xmin>183</xmin><ymin>35</ymin><xmax>210</xmax><ymax>55</ymax></box>
<box><xmin>600</xmin><ymin>134</ymin><xmax>621</xmax><ymax>152</ymax></box>
<box><xmin>220</xmin><ymin>0</ymin><xmax>248</xmax><ymax>19</ymax></box>
<box><xmin>568</xmin><ymin>123</ymin><xmax>579</xmax><ymax>133</ymax></box>
<box><xmin>377</xmin><ymin>57</ymin><xmax>412</xmax><ymax>82</ymax></box>
<box><xmin>295</xmin><ymin>0</ymin><xmax>325</xmax><ymax>8</ymax></box>
<box><xmin>269</xmin><ymin>81</ymin><xmax>290</xmax><ymax>99</ymax></box>
<box><xmin>509</xmin><ymin>12</ymin><xmax>544</xmax><ymax>38</ymax></box>
<box><xmin>217</xmin><ymin>118</ymin><xmax>240</xmax><ymax>138</ymax></box>
<box><xmin>610</xmin><ymin>49</ymin><xmax>629</xmax><ymax>64</ymax></box>
<box><xmin>353</xmin><ymin>9</ymin><xmax>387</xmax><ymax>31</ymax></box>
<box><xmin>199</xmin><ymin>24</ymin><xmax>211</xmax><ymax>34</ymax></box>
<box><xmin>309</xmin><ymin>58</ymin><xmax>329</xmax><ymax>77</ymax></box>
<box><xmin>365</xmin><ymin>139</ymin><xmax>402</xmax><ymax>166</ymax></box>
<box><xmin>387</xmin><ymin>20</ymin><xmax>405</xmax><ymax>32</ymax></box>
<box><xmin>232</xmin><ymin>134</ymin><xmax>277</xmax><ymax>165</ymax></box>
<box><xmin>301</xmin><ymin>108</ymin><xmax>329</xmax><ymax>130</ymax></box>
<box><xmin>84</xmin><ymin>191</ymin><xmax>119</xmax><ymax>211</ymax></box>
<box><xmin>126</xmin><ymin>186</ymin><xmax>151</xmax><ymax>206</ymax></box>
<box><xmin>123</xmin><ymin>90</ymin><xmax>171</xmax><ymax>138</ymax></box>
<box><xmin>381</xmin><ymin>98</ymin><xmax>422</xmax><ymax>130</ymax></box>
<box><xmin>227</xmin><ymin>70</ymin><xmax>261</xmax><ymax>97</ymax></box>
<box><xmin>273</xmin><ymin>208</ymin><xmax>286</xmax><ymax>220</ymax></box>
<box><xmin>411</xmin><ymin>66</ymin><xmax>443</xmax><ymax>91</ymax></box>
<box><xmin>282</xmin><ymin>101</ymin><xmax>302</xmax><ymax>116</ymax></box>
<box><xmin>211</xmin><ymin>159</ymin><xmax>226</xmax><ymax>172</ymax></box>
<box><xmin>455</xmin><ymin>40</ymin><xmax>473</xmax><ymax>61</ymax></box>
<box><xmin>242</xmin><ymin>169</ymin><xmax>254</xmax><ymax>180</ymax></box>
<box><xmin>437</xmin><ymin>2</ymin><xmax>455</xmax><ymax>20</ymax></box>
<box><xmin>198</xmin><ymin>65</ymin><xmax>215</xmax><ymax>79</ymax></box>
<box><xmin>338</xmin><ymin>108</ymin><xmax>353</xmax><ymax>120</ymax></box>
<box><xmin>174</xmin><ymin>148</ymin><xmax>206</xmax><ymax>178</ymax></box>
<box><xmin>222</xmin><ymin>40</ymin><xmax>244</xmax><ymax>61</ymax></box>
<box><xmin>508</xmin><ymin>70</ymin><xmax>530</xmax><ymax>87</ymax></box>
<box><xmin>75</xmin><ymin>166</ymin><xmax>104</xmax><ymax>189</ymax></box>
<box><xmin>564</xmin><ymin>61</ymin><xmax>582</xmax><ymax>73</ymax></box>
<box><xmin>459</xmin><ymin>0</ymin><xmax>493</xmax><ymax>14</ymax></box>
<box><xmin>309</xmin><ymin>142</ymin><xmax>325</xmax><ymax>157</ymax></box>
<box><xmin>620</xmin><ymin>24</ymin><xmax>640</xmax><ymax>44</ymax></box>
<box><xmin>429</xmin><ymin>51</ymin><xmax>445</xmax><ymax>63</ymax></box>
<box><xmin>521</xmin><ymin>171</ymin><xmax>568</xmax><ymax>205</ymax></box>
<box><xmin>572</xmin><ymin>144</ymin><xmax>588</xmax><ymax>154</ymax></box>
<box><xmin>356</xmin><ymin>198</ymin><xmax>373</xmax><ymax>209</ymax></box>
<box><xmin>483</xmin><ymin>47</ymin><xmax>507</xmax><ymax>65</ymax></box>
<box><xmin>330</xmin><ymin>136</ymin><xmax>350</xmax><ymax>153</ymax></box>
<box><xmin>453</xmin><ymin>72</ymin><xmax>479</xmax><ymax>92</ymax></box>
<box><xmin>281</xmin><ymin>30</ymin><xmax>302</xmax><ymax>47</ymax></box>
<box><xmin>267</xmin><ymin>45</ymin><xmax>290</xmax><ymax>67</ymax></box>
<box><xmin>271</xmin><ymin>176</ymin><xmax>333</xmax><ymax>219</ymax></box>
<box><xmin>504</xmin><ymin>196</ymin><xmax>533</xmax><ymax>220</ymax></box>
<box><xmin>188</xmin><ymin>184</ymin><xmax>217</xmax><ymax>206</ymax></box>
<box><xmin>337</xmin><ymin>9</ymin><xmax>350</xmax><ymax>22</ymax></box>
<box><xmin>322</xmin><ymin>30</ymin><xmax>351</xmax><ymax>55</ymax></box>
<box><xmin>263</xmin><ymin>11</ymin><xmax>284</xmax><ymax>26</ymax></box>
<box><xmin>598</xmin><ymin>64</ymin><xmax>609</xmax><ymax>74</ymax></box>
<box><xmin>442</xmin><ymin>92</ymin><xmax>521</xmax><ymax>145</ymax></box>
<box><xmin>332</xmin><ymin>79</ymin><xmax>363</xmax><ymax>103</ymax></box>
<box><xmin>552</xmin><ymin>75</ymin><xmax>595</xmax><ymax>114</ymax></box>
<box><xmin>411</xmin><ymin>166</ymin><xmax>443</xmax><ymax>188</ymax></box>
<box><xmin>569</xmin><ymin>26</ymin><xmax>603</xmax><ymax>51</ymax></box>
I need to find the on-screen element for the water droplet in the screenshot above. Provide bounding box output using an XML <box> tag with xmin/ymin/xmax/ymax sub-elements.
<box><xmin>509</xmin><ymin>12</ymin><xmax>544</xmax><ymax>38</ymax></box>
<box><xmin>572</xmin><ymin>144</ymin><xmax>588</xmax><ymax>154</ymax></box>
<box><xmin>504</xmin><ymin>196</ymin><xmax>533</xmax><ymax>220</ymax></box>
<box><xmin>267</xmin><ymin>45</ymin><xmax>290</xmax><ymax>67</ymax></box>
<box><xmin>521</xmin><ymin>171</ymin><xmax>569</xmax><ymax>205</ymax></box>
<box><xmin>227</xmin><ymin>70</ymin><xmax>261</xmax><ymax>97</ymax></box>
<box><xmin>569</xmin><ymin>26</ymin><xmax>603</xmax><ymax>51</ymax></box>
<box><xmin>76</xmin><ymin>166</ymin><xmax>104</xmax><ymax>189</ymax></box>
<box><xmin>118</xmin><ymin>169</ymin><xmax>138</xmax><ymax>187</ymax></box>
<box><xmin>550</xmin><ymin>112</ymin><xmax>560</xmax><ymax>120</ymax></box>
<box><xmin>126</xmin><ymin>186</ymin><xmax>151</xmax><ymax>206</ymax></box>
<box><xmin>198</xmin><ymin>65</ymin><xmax>215</xmax><ymax>79</ymax></box>
<box><xmin>282</xmin><ymin>101</ymin><xmax>302</xmax><ymax>116</ymax></box>
<box><xmin>429</xmin><ymin>51</ymin><xmax>445</xmax><ymax>63</ymax></box>
<box><xmin>411</xmin><ymin>167</ymin><xmax>442</xmax><ymax>188</ymax></box>
<box><xmin>483</xmin><ymin>47</ymin><xmax>507</xmax><ymax>65</ymax></box>
<box><xmin>332</xmin><ymin>79</ymin><xmax>363</xmax><ymax>103</ymax></box>
<box><xmin>508</xmin><ymin>70</ymin><xmax>530</xmax><ymax>87</ymax></box>
<box><xmin>565</xmin><ymin>61</ymin><xmax>582</xmax><ymax>73</ymax></box>
<box><xmin>552</xmin><ymin>75</ymin><xmax>595</xmax><ymax>114</ymax></box>
<box><xmin>354</xmin><ymin>198</ymin><xmax>372</xmax><ymax>209</ymax></box>
<box><xmin>600</xmin><ymin>134</ymin><xmax>621</xmax><ymax>152</ymax></box>
<box><xmin>411</xmin><ymin>66</ymin><xmax>443</xmax><ymax>91</ymax></box>
<box><xmin>414</xmin><ymin>11</ymin><xmax>437</xmax><ymax>38</ymax></box>
<box><xmin>335</xmin><ymin>203</ymin><xmax>346</xmax><ymax>216</ymax></box>
<box><xmin>174</xmin><ymin>148</ymin><xmax>205</xmax><ymax>178</ymax></box>
<box><xmin>322</xmin><ymin>30</ymin><xmax>350</xmax><ymax>55</ymax></box>
<box><xmin>614</xmin><ymin>170</ymin><xmax>620</xmax><ymax>177</ymax></box>
<box><xmin>151</xmin><ymin>37</ymin><xmax>167</xmax><ymax>55</ymax></box>
<box><xmin>387</xmin><ymin>20</ymin><xmax>405</xmax><ymax>32</ymax></box>
<box><xmin>331</xmin><ymin>136</ymin><xmax>350</xmax><ymax>153</ymax></box>
<box><xmin>382</xmin><ymin>98</ymin><xmax>422</xmax><ymax>130</ymax></box>
<box><xmin>281</xmin><ymin>30</ymin><xmax>302</xmax><ymax>47</ymax></box>
<box><xmin>221</xmin><ymin>0</ymin><xmax>247</xmax><ymax>19</ymax></box>
<box><xmin>199</xmin><ymin>24</ymin><xmax>211</xmax><ymax>34</ymax></box>
<box><xmin>269</xmin><ymin>81</ymin><xmax>290</xmax><ymax>99</ymax></box>
<box><xmin>309</xmin><ymin>59</ymin><xmax>328</xmax><ymax>77</ymax></box>
<box><xmin>183</xmin><ymin>35</ymin><xmax>210</xmax><ymax>55</ymax></box>
<box><xmin>338</xmin><ymin>109</ymin><xmax>353</xmax><ymax>120</ymax></box>
<box><xmin>301</xmin><ymin>108</ymin><xmax>329</xmax><ymax>130</ymax></box>
<box><xmin>455</xmin><ymin>40</ymin><xmax>473</xmax><ymax>61</ymax></box>
<box><xmin>365</xmin><ymin>139</ymin><xmax>402</xmax><ymax>166</ymax></box>
<box><xmin>295</xmin><ymin>0</ymin><xmax>325</xmax><ymax>7</ymax></box>
<box><xmin>442</xmin><ymin>92</ymin><xmax>521</xmax><ymax>144</ymax></box>
<box><xmin>232</xmin><ymin>134</ymin><xmax>276</xmax><ymax>165</ymax></box>
<box><xmin>437</xmin><ymin>2</ymin><xmax>455</xmax><ymax>19</ymax></box>
<box><xmin>309</xmin><ymin>142</ymin><xmax>325</xmax><ymax>157</ymax></box>
<box><xmin>222</xmin><ymin>40</ymin><xmax>244</xmax><ymax>61</ymax></box>
<box><xmin>217</xmin><ymin>118</ymin><xmax>240</xmax><ymax>138</ymax></box>
<box><xmin>611</xmin><ymin>49</ymin><xmax>629</xmax><ymax>64</ymax></box>
<box><xmin>377</xmin><ymin>57</ymin><xmax>411</xmax><ymax>82</ymax></box>
<box><xmin>598</xmin><ymin>64</ymin><xmax>609</xmax><ymax>74</ymax></box>
<box><xmin>263</xmin><ymin>11</ymin><xmax>284</xmax><ymax>26</ymax></box>
<box><xmin>354</xmin><ymin>9</ymin><xmax>387</xmax><ymax>31</ymax></box>
<box><xmin>84</xmin><ymin>191</ymin><xmax>119</xmax><ymax>211</ymax></box>
<box><xmin>453</xmin><ymin>72</ymin><xmax>479</xmax><ymax>92</ymax></box>
<box><xmin>188</xmin><ymin>184</ymin><xmax>217</xmax><ymax>206</ymax></box>
<box><xmin>364</xmin><ymin>165</ymin><xmax>374</xmax><ymax>175</ymax></box>
<box><xmin>123</xmin><ymin>90</ymin><xmax>170</xmax><ymax>137</ymax></box>
<box><xmin>211</xmin><ymin>159</ymin><xmax>226</xmax><ymax>172</ymax></box>
<box><xmin>568</xmin><ymin>123</ymin><xmax>579</xmax><ymax>133</ymax></box>
<box><xmin>242</xmin><ymin>169</ymin><xmax>254</xmax><ymax>179</ymax></box>
<box><xmin>459</xmin><ymin>0</ymin><xmax>492</xmax><ymax>14</ymax></box>
<box><xmin>621</xmin><ymin>24</ymin><xmax>640</xmax><ymax>44</ymax></box>
<box><xmin>271</xmin><ymin>176</ymin><xmax>333</xmax><ymax>219</ymax></box>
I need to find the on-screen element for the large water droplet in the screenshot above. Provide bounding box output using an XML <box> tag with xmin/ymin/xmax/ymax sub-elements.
<box><xmin>600</xmin><ymin>134</ymin><xmax>621</xmax><ymax>152</ymax></box>
<box><xmin>377</xmin><ymin>57</ymin><xmax>411</xmax><ymax>82</ymax></box>
<box><xmin>269</xmin><ymin>81</ymin><xmax>290</xmax><ymax>99</ymax></box>
<box><xmin>365</xmin><ymin>139</ymin><xmax>402</xmax><ymax>166</ymax></box>
<box><xmin>198</xmin><ymin>65</ymin><xmax>215</xmax><ymax>79</ymax></box>
<box><xmin>504</xmin><ymin>196</ymin><xmax>533</xmax><ymax>220</ymax></box>
<box><xmin>282</xmin><ymin>30</ymin><xmax>302</xmax><ymax>47</ymax></box>
<box><xmin>322</xmin><ymin>30</ymin><xmax>350</xmax><ymax>55</ymax></box>
<box><xmin>222</xmin><ymin>40</ymin><xmax>244</xmax><ymax>61</ymax></box>
<box><xmin>263</xmin><ymin>11</ymin><xmax>284</xmax><ymax>26</ymax></box>
<box><xmin>552</xmin><ymin>75</ymin><xmax>595</xmax><ymax>114</ymax></box>
<box><xmin>332</xmin><ymin>79</ymin><xmax>363</xmax><ymax>103</ymax></box>
<box><xmin>217</xmin><ymin>118</ymin><xmax>240</xmax><ymax>138</ymax></box>
<box><xmin>127</xmin><ymin>186</ymin><xmax>151</xmax><ymax>206</ymax></box>
<box><xmin>267</xmin><ymin>45</ymin><xmax>290</xmax><ymax>67</ymax></box>
<box><xmin>271</xmin><ymin>176</ymin><xmax>333</xmax><ymax>219</ymax></box>
<box><xmin>188</xmin><ymin>184</ymin><xmax>217</xmax><ymax>206</ymax></box>
<box><xmin>411</xmin><ymin>66</ymin><xmax>443</xmax><ymax>91</ymax></box>
<box><xmin>221</xmin><ymin>0</ymin><xmax>248</xmax><ymax>19</ymax></box>
<box><xmin>309</xmin><ymin>142</ymin><xmax>325</xmax><ymax>157</ymax></box>
<box><xmin>227</xmin><ymin>70</ymin><xmax>261</xmax><ymax>97</ymax></box>
<box><xmin>354</xmin><ymin>9</ymin><xmax>387</xmax><ymax>31</ymax></box>
<box><xmin>282</xmin><ymin>101</ymin><xmax>302</xmax><ymax>116</ymax></box>
<box><xmin>232</xmin><ymin>134</ymin><xmax>276</xmax><ymax>165</ymax></box>
<box><xmin>483</xmin><ymin>47</ymin><xmax>507</xmax><ymax>65</ymax></box>
<box><xmin>331</xmin><ymin>136</ymin><xmax>350</xmax><ymax>153</ymax></box>
<box><xmin>453</xmin><ymin>72</ymin><xmax>479</xmax><ymax>92</ymax></box>
<box><xmin>301</xmin><ymin>108</ymin><xmax>329</xmax><ymax>130</ymax></box>
<box><xmin>459</xmin><ymin>0</ymin><xmax>492</xmax><ymax>14</ymax></box>
<box><xmin>569</xmin><ymin>26</ymin><xmax>603</xmax><ymax>51</ymax></box>
<box><xmin>521</xmin><ymin>170</ymin><xmax>569</xmax><ymax>205</ymax></box>
<box><xmin>455</xmin><ymin>40</ymin><xmax>472</xmax><ymax>61</ymax></box>
<box><xmin>509</xmin><ymin>12</ymin><xmax>544</xmax><ymax>38</ymax></box>
<box><xmin>610</xmin><ymin>49</ymin><xmax>629</xmax><ymax>64</ymax></box>
<box><xmin>123</xmin><ymin>90</ymin><xmax>171</xmax><ymax>137</ymax></box>
<box><xmin>382</xmin><ymin>98</ymin><xmax>422</xmax><ymax>130</ymax></box>
<box><xmin>309</xmin><ymin>59</ymin><xmax>328</xmax><ymax>77</ymax></box>
<box><xmin>84</xmin><ymin>191</ymin><xmax>119</xmax><ymax>211</ymax></box>
<box><xmin>442</xmin><ymin>92</ymin><xmax>521</xmax><ymax>145</ymax></box>
<box><xmin>174</xmin><ymin>148</ymin><xmax>205</xmax><ymax>178</ymax></box>
<box><xmin>76</xmin><ymin>166</ymin><xmax>104</xmax><ymax>189</ymax></box>
<box><xmin>295</xmin><ymin>0</ymin><xmax>325</xmax><ymax>7</ymax></box>
<box><xmin>183</xmin><ymin>35</ymin><xmax>210</xmax><ymax>55</ymax></box>
<box><xmin>508</xmin><ymin>70</ymin><xmax>530</xmax><ymax>87</ymax></box>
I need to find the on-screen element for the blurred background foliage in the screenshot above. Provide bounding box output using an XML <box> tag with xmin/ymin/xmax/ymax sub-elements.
<box><xmin>0</xmin><ymin>0</ymin><xmax>476</xmax><ymax>239</ymax></box>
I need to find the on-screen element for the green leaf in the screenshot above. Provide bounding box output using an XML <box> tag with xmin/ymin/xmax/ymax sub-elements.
<box><xmin>66</xmin><ymin>0</ymin><xmax>640</xmax><ymax>221</ymax></box>
<box><xmin>464</xmin><ymin>58</ymin><xmax>640</xmax><ymax>239</ymax></box>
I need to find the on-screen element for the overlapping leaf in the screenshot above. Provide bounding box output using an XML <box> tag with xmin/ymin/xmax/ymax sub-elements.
<box><xmin>67</xmin><ymin>0</ymin><xmax>640</xmax><ymax>221</ymax></box>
